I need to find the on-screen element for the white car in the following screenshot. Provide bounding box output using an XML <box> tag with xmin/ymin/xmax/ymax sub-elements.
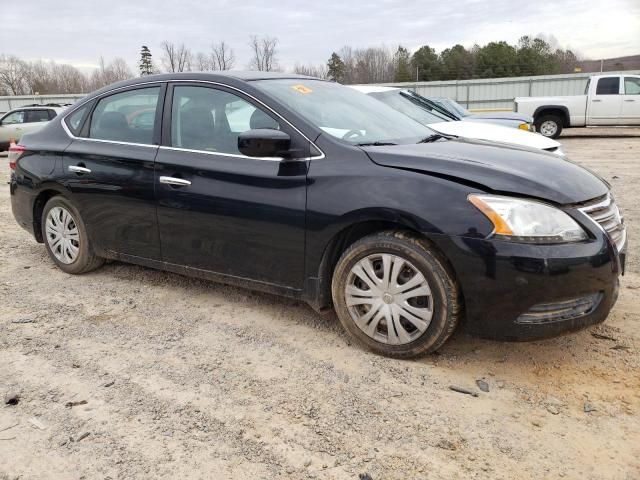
<box><xmin>0</xmin><ymin>105</ymin><xmax>66</xmax><ymax>151</ymax></box>
<box><xmin>350</xmin><ymin>86</ymin><xmax>564</xmax><ymax>156</ymax></box>
<box><xmin>515</xmin><ymin>74</ymin><xmax>640</xmax><ymax>138</ymax></box>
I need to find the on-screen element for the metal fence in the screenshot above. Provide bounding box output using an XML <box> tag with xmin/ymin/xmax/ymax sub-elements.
<box><xmin>379</xmin><ymin>70</ymin><xmax>640</xmax><ymax>111</ymax></box>
<box><xmin>0</xmin><ymin>94</ymin><xmax>86</xmax><ymax>114</ymax></box>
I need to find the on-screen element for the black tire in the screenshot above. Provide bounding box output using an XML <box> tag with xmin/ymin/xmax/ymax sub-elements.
<box><xmin>331</xmin><ymin>231</ymin><xmax>461</xmax><ymax>358</ymax></box>
<box><xmin>535</xmin><ymin>114</ymin><xmax>563</xmax><ymax>139</ymax></box>
<box><xmin>41</xmin><ymin>196</ymin><xmax>104</xmax><ymax>274</ymax></box>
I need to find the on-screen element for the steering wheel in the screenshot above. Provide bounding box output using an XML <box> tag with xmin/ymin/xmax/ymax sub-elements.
<box><xmin>342</xmin><ymin>129</ymin><xmax>364</xmax><ymax>141</ymax></box>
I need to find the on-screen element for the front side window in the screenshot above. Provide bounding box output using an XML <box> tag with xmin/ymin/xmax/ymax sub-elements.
<box><xmin>254</xmin><ymin>79</ymin><xmax>432</xmax><ymax>145</ymax></box>
<box><xmin>1</xmin><ymin>111</ymin><xmax>25</xmax><ymax>125</ymax></box>
<box><xmin>624</xmin><ymin>77</ymin><xmax>640</xmax><ymax>95</ymax></box>
<box><xmin>26</xmin><ymin>110</ymin><xmax>50</xmax><ymax>123</ymax></box>
<box><xmin>595</xmin><ymin>77</ymin><xmax>620</xmax><ymax>95</ymax></box>
<box><xmin>89</xmin><ymin>87</ymin><xmax>160</xmax><ymax>144</ymax></box>
<box><xmin>171</xmin><ymin>85</ymin><xmax>280</xmax><ymax>154</ymax></box>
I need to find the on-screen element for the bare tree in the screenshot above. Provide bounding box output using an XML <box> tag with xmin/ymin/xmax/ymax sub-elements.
<box><xmin>293</xmin><ymin>63</ymin><xmax>328</xmax><ymax>79</ymax></box>
<box><xmin>248</xmin><ymin>35</ymin><xmax>279</xmax><ymax>72</ymax></box>
<box><xmin>88</xmin><ymin>56</ymin><xmax>133</xmax><ymax>90</ymax></box>
<box><xmin>195</xmin><ymin>52</ymin><xmax>213</xmax><ymax>71</ymax></box>
<box><xmin>0</xmin><ymin>55</ymin><xmax>30</xmax><ymax>94</ymax></box>
<box><xmin>211</xmin><ymin>41</ymin><xmax>235</xmax><ymax>70</ymax></box>
<box><xmin>161</xmin><ymin>41</ymin><xmax>192</xmax><ymax>72</ymax></box>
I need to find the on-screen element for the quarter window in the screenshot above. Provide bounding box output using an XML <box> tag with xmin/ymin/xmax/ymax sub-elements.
<box><xmin>1</xmin><ymin>111</ymin><xmax>25</xmax><ymax>125</ymax></box>
<box><xmin>89</xmin><ymin>87</ymin><xmax>160</xmax><ymax>144</ymax></box>
<box><xmin>171</xmin><ymin>85</ymin><xmax>280</xmax><ymax>154</ymax></box>
<box><xmin>66</xmin><ymin>106</ymin><xmax>89</xmax><ymax>135</ymax></box>
<box><xmin>624</xmin><ymin>77</ymin><xmax>640</xmax><ymax>95</ymax></box>
<box><xmin>595</xmin><ymin>77</ymin><xmax>620</xmax><ymax>95</ymax></box>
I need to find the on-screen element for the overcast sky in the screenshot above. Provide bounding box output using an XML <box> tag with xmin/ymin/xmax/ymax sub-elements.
<box><xmin>1</xmin><ymin>0</ymin><xmax>639</xmax><ymax>73</ymax></box>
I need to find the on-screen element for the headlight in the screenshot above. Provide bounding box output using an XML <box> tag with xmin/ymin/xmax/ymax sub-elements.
<box><xmin>468</xmin><ymin>194</ymin><xmax>588</xmax><ymax>243</ymax></box>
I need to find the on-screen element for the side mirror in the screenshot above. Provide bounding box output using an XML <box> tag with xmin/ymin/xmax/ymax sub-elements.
<box><xmin>238</xmin><ymin>129</ymin><xmax>291</xmax><ymax>158</ymax></box>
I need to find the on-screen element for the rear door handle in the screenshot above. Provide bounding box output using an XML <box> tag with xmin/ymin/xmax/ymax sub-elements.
<box><xmin>624</xmin><ymin>99</ymin><xmax>636</xmax><ymax>102</ymax></box>
<box><xmin>68</xmin><ymin>165</ymin><xmax>91</xmax><ymax>174</ymax></box>
<box><xmin>592</xmin><ymin>99</ymin><xmax>602</xmax><ymax>102</ymax></box>
<box><xmin>159</xmin><ymin>176</ymin><xmax>191</xmax><ymax>186</ymax></box>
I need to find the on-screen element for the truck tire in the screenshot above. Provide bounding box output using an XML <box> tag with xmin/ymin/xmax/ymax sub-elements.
<box><xmin>331</xmin><ymin>231</ymin><xmax>461</xmax><ymax>358</ymax></box>
<box><xmin>535</xmin><ymin>114</ymin><xmax>563</xmax><ymax>139</ymax></box>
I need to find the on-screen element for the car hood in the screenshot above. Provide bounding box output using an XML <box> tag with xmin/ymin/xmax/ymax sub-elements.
<box><xmin>467</xmin><ymin>111</ymin><xmax>533</xmax><ymax>123</ymax></box>
<box><xmin>429</xmin><ymin>121</ymin><xmax>559</xmax><ymax>151</ymax></box>
<box><xmin>361</xmin><ymin>138</ymin><xmax>608</xmax><ymax>204</ymax></box>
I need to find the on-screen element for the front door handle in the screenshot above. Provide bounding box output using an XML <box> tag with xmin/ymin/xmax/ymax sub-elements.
<box><xmin>592</xmin><ymin>99</ymin><xmax>602</xmax><ymax>102</ymax></box>
<box><xmin>159</xmin><ymin>176</ymin><xmax>191</xmax><ymax>187</ymax></box>
<box><xmin>624</xmin><ymin>99</ymin><xmax>636</xmax><ymax>102</ymax></box>
<box><xmin>68</xmin><ymin>165</ymin><xmax>91</xmax><ymax>174</ymax></box>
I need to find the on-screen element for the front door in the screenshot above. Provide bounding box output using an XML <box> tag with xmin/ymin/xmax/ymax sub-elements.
<box><xmin>62</xmin><ymin>85</ymin><xmax>163</xmax><ymax>259</ymax></box>
<box><xmin>588</xmin><ymin>76</ymin><xmax>622</xmax><ymax>125</ymax></box>
<box><xmin>154</xmin><ymin>83</ymin><xmax>309</xmax><ymax>289</ymax></box>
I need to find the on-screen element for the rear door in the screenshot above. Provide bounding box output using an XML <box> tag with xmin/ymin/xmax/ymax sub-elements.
<box><xmin>62</xmin><ymin>85</ymin><xmax>165</xmax><ymax>259</ymax></box>
<box><xmin>588</xmin><ymin>77</ymin><xmax>622</xmax><ymax>125</ymax></box>
<box><xmin>21</xmin><ymin>109</ymin><xmax>53</xmax><ymax>135</ymax></box>
<box><xmin>154</xmin><ymin>83</ymin><xmax>309</xmax><ymax>288</ymax></box>
<box><xmin>621</xmin><ymin>76</ymin><xmax>640</xmax><ymax>125</ymax></box>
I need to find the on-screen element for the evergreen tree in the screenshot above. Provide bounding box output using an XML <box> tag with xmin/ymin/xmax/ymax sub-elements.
<box><xmin>411</xmin><ymin>45</ymin><xmax>441</xmax><ymax>81</ymax></box>
<box><xmin>326</xmin><ymin>52</ymin><xmax>346</xmax><ymax>83</ymax></box>
<box><xmin>139</xmin><ymin>46</ymin><xmax>153</xmax><ymax>76</ymax></box>
<box><xmin>394</xmin><ymin>46</ymin><xmax>412</xmax><ymax>82</ymax></box>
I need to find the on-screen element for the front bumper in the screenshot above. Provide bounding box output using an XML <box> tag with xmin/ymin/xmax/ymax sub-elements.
<box><xmin>430</xmin><ymin>228</ymin><xmax>625</xmax><ymax>341</ymax></box>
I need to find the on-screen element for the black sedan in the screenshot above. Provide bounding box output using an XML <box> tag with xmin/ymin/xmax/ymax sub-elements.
<box><xmin>9</xmin><ymin>72</ymin><xmax>626</xmax><ymax>358</ymax></box>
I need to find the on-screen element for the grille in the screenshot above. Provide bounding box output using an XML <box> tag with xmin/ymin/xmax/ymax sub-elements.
<box><xmin>516</xmin><ymin>293</ymin><xmax>603</xmax><ymax>324</ymax></box>
<box><xmin>580</xmin><ymin>194</ymin><xmax>626</xmax><ymax>252</ymax></box>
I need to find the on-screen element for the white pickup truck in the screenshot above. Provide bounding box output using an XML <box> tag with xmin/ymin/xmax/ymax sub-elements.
<box><xmin>515</xmin><ymin>74</ymin><xmax>640</xmax><ymax>138</ymax></box>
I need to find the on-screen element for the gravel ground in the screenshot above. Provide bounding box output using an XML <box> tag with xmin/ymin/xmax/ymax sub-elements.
<box><xmin>1</xmin><ymin>130</ymin><xmax>639</xmax><ymax>480</ymax></box>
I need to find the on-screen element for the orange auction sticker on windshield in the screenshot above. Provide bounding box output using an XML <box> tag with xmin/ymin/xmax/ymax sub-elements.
<box><xmin>291</xmin><ymin>84</ymin><xmax>313</xmax><ymax>94</ymax></box>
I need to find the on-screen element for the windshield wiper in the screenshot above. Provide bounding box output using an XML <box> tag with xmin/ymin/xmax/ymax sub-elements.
<box><xmin>417</xmin><ymin>134</ymin><xmax>452</xmax><ymax>143</ymax></box>
<box><xmin>355</xmin><ymin>141</ymin><xmax>398</xmax><ymax>147</ymax></box>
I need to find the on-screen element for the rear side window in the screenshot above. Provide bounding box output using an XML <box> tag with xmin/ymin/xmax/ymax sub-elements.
<box><xmin>26</xmin><ymin>110</ymin><xmax>50</xmax><ymax>123</ymax></box>
<box><xmin>48</xmin><ymin>109</ymin><xmax>58</xmax><ymax>120</ymax></box>
<box><xmin>89</xmin><ymin>87</ymin><xmax>160</xmax><ymax>145</ymax></box>
<box><xmin>624</xmin><ymin>77</ymin><xmax>640</xmax><ymax>95</ymax></box>
<box><xmin>65</xmin><ymin>106</ymin><xmax>89</xmax><ymax>135</ymax></box>
<box><xmin>595</xmin><ymin>77</ymin><xmax>620</xmax><ymax>95</ymax></box>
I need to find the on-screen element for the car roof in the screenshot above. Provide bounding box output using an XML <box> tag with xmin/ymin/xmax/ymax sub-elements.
<box><xmin>4</xmin><ymin>106</ymin><xmax>66</xmax><ymax>114</ymax></box>
<box><xmin>349</xmin><ymin>85</ymin><xmax>401</xmax><ymax>94</ymax></box>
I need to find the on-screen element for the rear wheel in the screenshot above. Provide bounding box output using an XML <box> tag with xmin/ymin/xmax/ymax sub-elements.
<box><xmin>331</xmin><ymin>231</ymin><xmax>461</xmax><ymax>358</ymax></box>
<box><xmin>535</xmin><ymin>114</ymin><xmax>563</xmax><ymax>139</ymax></box>
<box><xmin>41</xmin><ymin>196</ymin><xmax>104</xmax><ymax>274</ymax></box>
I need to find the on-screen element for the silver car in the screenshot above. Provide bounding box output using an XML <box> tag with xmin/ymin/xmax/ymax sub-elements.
<box><xmin>0</xmin><ymin>105</ymin><xmax>66</xmax><ymax>150</ymax></box>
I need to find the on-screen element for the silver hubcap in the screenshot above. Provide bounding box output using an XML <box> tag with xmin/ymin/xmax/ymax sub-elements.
<box><xmin>540</xmin><ymin>120</ymin><xmax>558</xmax><ymax>137</ymax></box>
<box><xmin>45</xmin><ymin>206</ymin><xmax>80</xmax><ymax>264</ymax></box>
<box><xmin>345</xmin><ymin>253</ymin><xmax>433</xmax><ymax>345</ymax></box>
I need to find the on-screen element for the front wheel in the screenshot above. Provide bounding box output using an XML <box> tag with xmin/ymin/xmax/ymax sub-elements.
<box><xmin>331</xmin><ymin>231</ymin><xmax>461</xmax><ymax>358</ymax></box>
<box><xmin>535</xmin><ymin>114</ymin><xmax>563</xmax><ymax>139</ymax></box>
<box><xmin>41</xmin><ymin>196</ymin><xmax>104</xmax><ymax>274</ymax></box>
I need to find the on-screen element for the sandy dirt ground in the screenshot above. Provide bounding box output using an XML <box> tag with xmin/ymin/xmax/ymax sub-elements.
<box><xmin>0</xmin><ymin>129</ymin><xmax>638</xmax><ymax>480</ymax></box>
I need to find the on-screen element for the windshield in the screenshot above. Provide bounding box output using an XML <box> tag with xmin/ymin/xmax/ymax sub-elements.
<box><xmin>369</xmin><ymin>90</ymin><xmax>451</xmax><ymax>126</ymax></box>
<box><xmin>253</xmin><ymin>79</ymin><xmax>433</xmax><ymax>145</ymax></box>
<box><xmin>439</xmin><ymin>98</ymin><xmax>471</xmax><ymax>117</ymax></box>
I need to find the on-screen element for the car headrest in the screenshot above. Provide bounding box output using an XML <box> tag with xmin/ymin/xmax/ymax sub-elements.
<box><xmin>249</xmin><ymin>109</ymin><xmax>279</xmax><ymax>130</ymax></box>
<box><xmin>99</xmin><ymin>111</ymin><xmax>128</xmax><ymax>131</ymax></box>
